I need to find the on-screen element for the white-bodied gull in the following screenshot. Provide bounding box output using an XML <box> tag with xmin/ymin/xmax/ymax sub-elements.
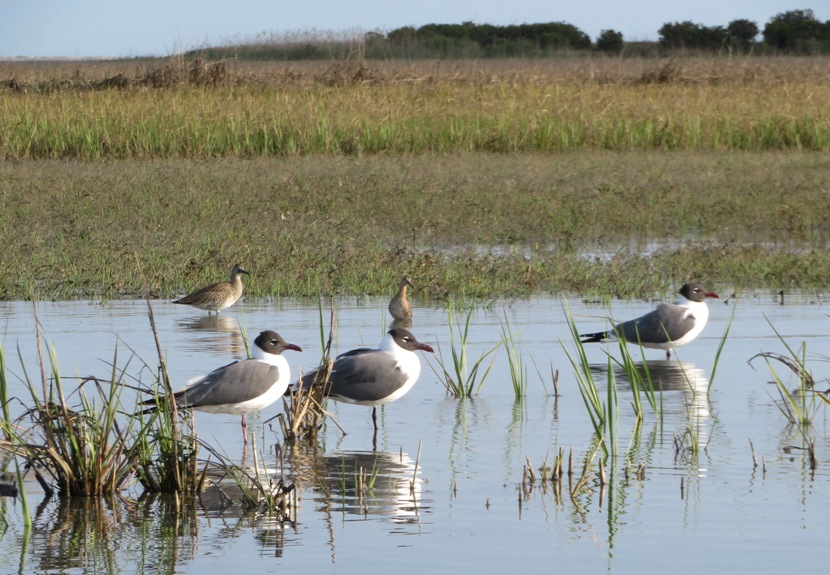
<box><xmin>150</xmin><ymin>330</ymin><xmax>301</xmax><ymax>443</ymax></box>
<box><xmin>173</xmin><ymin>263</ymin><xmax>249</xmax><ymax>313</ymax></box>
<box><xmin>579</xmin><ymin>282</ymin><xmax>719</xmax><ymax>359</ymax></box>
<box><xmin>297</xmin><ymin>328</ymin><xmax>434</xmax><ymax>432</ymax></box>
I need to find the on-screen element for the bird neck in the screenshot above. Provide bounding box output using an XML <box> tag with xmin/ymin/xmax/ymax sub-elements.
<box><xmin>251</xmin><ymin>347</ymin><xmax>285</xmax><ymax>367</ymax></box>
<box><xmin>676</xmin><ymin>295</ymin><xmax>710</xmax><ymax>321</ymax></box>
<box><xmin>378</xmin><ymin>332</ymin><xmax>399</xmax><ymax>353</ymax></box>
<box><xmin>675</xmin><ymin>294</ymin><xmax>704</xmax><ymax>307</ymax></box>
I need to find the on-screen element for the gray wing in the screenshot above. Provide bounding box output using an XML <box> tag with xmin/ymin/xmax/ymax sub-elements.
<box><xmin>297</xmin><ymin>348</ymin><xmax>373</xmax><ymax>390</ymax></box>
<box><xmin>326</xmin><ymin>351</ymin><xmax>406</xmax><ymax>402</ymax></box>
<box><xmin>176</xmin><ymin>359</ymin><xmax>281</xmax><ymax>407</ymax></box>
<box><xmin>617</xmin><ymin>303</ymin><xmax>695</xmax><ymax>344</ymax></box>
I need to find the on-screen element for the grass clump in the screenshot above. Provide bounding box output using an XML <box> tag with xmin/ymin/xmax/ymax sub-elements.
<box><xmin>749</xmin><ymin>316</ymin><xmax>825</xmax><ymax>428</ymax></box>
<box><xmin>561</xmin><ymin>301</ymin><xmax>617</xmax><ymax>454</ymax></box>
<box><xmin>1</xmin><ymin>342</ymin><xmax>141</xmax><ymax>497</ymax></box>
<box><xmin>280</xmin><ymin>300</ymin><xmax>336</xmax><ymax>442</ymax></box>
<box><xmin>0</xmin><ymin>328</ymin><xmax>201</xmax><ymax>498</ymax></box>
<box><xmin>433</xmin><ymin>300</ymin><xmax>501</xmax><ymax>398</ymax></box>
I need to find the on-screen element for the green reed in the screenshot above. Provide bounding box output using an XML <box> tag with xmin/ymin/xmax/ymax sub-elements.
<box><xmin>611</xmin><ymin>333</ymin><xmax>659</xmax><ymax>423</ymax></box>
<box><xmin>500</xmin><ymin>311</ymin><xmax>528</xmax><ymax>399</ymax></box>
<box><xmin>709</xmin><ymin>304</ymin><xmax>736</xmax><ymax>392</ymax></box>
<box><xmin>562</xmin><ymin>301</ymin><xmax>617</xmax><ymax>454</ymax></box>
<box><xmin>749</xmin><ymin>316</ymin><xmax>822</xmax><ymax>428</ymax></box>
<box><xmin>1</xmin><ymin>344</ymin><xmax>32</xmax><ymax>529</ymax></box>
<box><xmin>433</xmin><ymin>300</ymin><xmax>500</xmax><ymax>398</ymax></box>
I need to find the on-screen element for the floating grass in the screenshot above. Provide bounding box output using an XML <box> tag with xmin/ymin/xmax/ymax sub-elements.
<box><xmin>433</xmin><ymin>299</ymin><xmax>500</xmax><ymax>398</ymax></box>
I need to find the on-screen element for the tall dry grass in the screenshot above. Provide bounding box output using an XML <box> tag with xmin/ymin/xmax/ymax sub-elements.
<box><xmin>1</xmin><ymin>56</ymin><xmax>829</xmax><ymax>158</ymax></box>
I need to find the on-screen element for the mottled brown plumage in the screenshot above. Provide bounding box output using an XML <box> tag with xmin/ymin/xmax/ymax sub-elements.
<box><xmin>388</xmin><ymin>276</ymin><xmax>413</xmax><ymax>322</ymax></box>
<box><xmin>173</xmin><ymin>263</ymin><xmax>249</xmax><ymax>314</ymax></box>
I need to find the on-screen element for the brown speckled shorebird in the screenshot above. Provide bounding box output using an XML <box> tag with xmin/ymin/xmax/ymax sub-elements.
<box><xmin>388</xmin><ymin>276</ymin><xmax>413</xmax><ymax>323</ymax></box>
<box><xmin>173</xmin><ymin>264</ymin><xmax>249</xmax><ymax>314</ymax></box>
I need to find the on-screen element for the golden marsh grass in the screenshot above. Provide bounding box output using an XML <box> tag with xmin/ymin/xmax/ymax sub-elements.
<box><xmin>1</xmin><ymin>56</ymin><xmax>830</xmax><ymax>158</ymax></box>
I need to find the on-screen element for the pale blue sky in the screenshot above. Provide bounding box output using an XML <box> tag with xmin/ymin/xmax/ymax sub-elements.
<box><xmin>1</xmin><ymin>1</ymin><xmax>824</xmax><ymax>58</ymax></box>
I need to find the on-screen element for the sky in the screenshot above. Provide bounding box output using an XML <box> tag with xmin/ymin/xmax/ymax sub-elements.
<box><xmin>0</xmin><ymin>1</ymin><xmax>825</xmax><ymax>59</ymax></box>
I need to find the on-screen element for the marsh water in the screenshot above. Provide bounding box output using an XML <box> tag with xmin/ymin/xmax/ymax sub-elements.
<box><xmin>1</xmin><ymin>292</ymin><xmax>829</xmax><ymax>574</ymax></box>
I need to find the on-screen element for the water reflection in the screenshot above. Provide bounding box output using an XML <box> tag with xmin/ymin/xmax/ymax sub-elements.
<box><xmin>390</xmin><ymin>317</ymin><xmax>413</xmax><ymax>330</ymax></box>
<box><xmin>191</xmin><ymin>479</ymin><xmax>293</xmax><ymax>558</ymax></box>
<box><xmin>175</xmin><ymin>313</ymin><xmax>244</xmax><ymax>355</ymax></box>
<box><xmin>296</xmin><ymin>450</ymin><xmax>426</xmax><ymax>527</ymax></box>
<box><xmin>11</xmin><ymin>494</ymin><xmax>199</xmax><ymax>575</ymax></box>
<box><xmin>588</xmin><ymin>360</ymin><xmax>712</xmax><ymax>475</ymax></box>
<box><xmin>2</xmin><ymin>296</ymin><xmax>830</xmax><ymax>574</ymax></box>
<box><xmin>591</xmin><ymin>360</ymin><xmax>710</xmax><ymax>421</ymax></box>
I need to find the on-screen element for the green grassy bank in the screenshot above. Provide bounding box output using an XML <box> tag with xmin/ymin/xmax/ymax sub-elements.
<box><xmin>1</xmin><ymin>151</ymin><xmax>827</xmax><ymax>301</ymax></box>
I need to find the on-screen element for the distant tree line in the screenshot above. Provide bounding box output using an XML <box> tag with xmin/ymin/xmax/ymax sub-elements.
<box><xmin>659</xmin><ymin>10</ymin><xmax>830</xmax><ymax>53</ymax></box>
<box><xmin>379</xmin><ymin>21</ymin><xmax>591</xmax><ymax>57</ymax></box>
<box><xmin>191</xmin><ymin>9</ymin><xmax>830</xmax><ymax>61</ymax></box>
<box><xmin>363</xmin><ymin>9</ymin><xmax>830</xmax><ymax>58</ymax></box>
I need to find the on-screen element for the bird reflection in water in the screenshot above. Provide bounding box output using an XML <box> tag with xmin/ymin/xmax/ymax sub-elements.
<box><xmin>176</xmin><ymin>313</ymin><xmax>244</xmax><ymax>356</ymax></box>
<box><xmin>591</xmin><ymin>360</ymin><xmax>711</xmax><ymax>436</ymax></box>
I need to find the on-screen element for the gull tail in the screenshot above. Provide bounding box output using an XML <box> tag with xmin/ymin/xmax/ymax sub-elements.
<box><xmin>579</xmin><ymin>331</ymin><xmax>609</xmax><ymax>344</ymax></box>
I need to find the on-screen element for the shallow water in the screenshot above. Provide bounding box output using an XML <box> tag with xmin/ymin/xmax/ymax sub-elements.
<box><xmin>1</xmin><ymin>292</ymin><xmax>829</xmax><ymax>574</ymax></box>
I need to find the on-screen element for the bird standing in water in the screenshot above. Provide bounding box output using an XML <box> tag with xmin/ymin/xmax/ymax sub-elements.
<box><xmin>148</xmin><ymin>330</ymin><xmax>301</xmax><ymax>444</ymax></box>
<box><xmin>295</xmin><ymin>328</ymin><xmax>434</xmax><ymax>435</ymax></box>
<box><xmin>388</xmin><ymin>276</ymin><xmax>413</xmax><ymax>326</ymax></box>
<box><xmin>173</xmin><ymin>263</ymin><xmax>249</xmax><ymax>313</ymax></box>
<box><xmin>579</xmin><ymin>282</ymin><xmax>719</xmax><ymax>360</ymax></box>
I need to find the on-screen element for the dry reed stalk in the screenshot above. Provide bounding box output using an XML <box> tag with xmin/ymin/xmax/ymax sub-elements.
<box><xmin>280</xmin><ymin>302</ymin><xmax>340</xmax><ymax>441</ymax></box>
